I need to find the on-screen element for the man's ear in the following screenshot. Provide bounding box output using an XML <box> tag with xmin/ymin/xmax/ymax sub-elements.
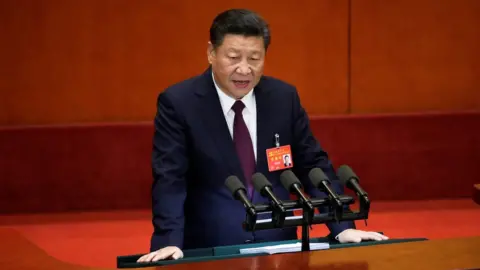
<box><xmin>207</xmin><ymin>42</ymin><xmax>215</xmax><ymax>64</ymax></box>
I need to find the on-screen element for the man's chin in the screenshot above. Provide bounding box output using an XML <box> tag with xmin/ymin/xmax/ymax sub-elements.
<box><xmin>226</xmin><ymin>85</ymin><xmax>252</xmax><ymax>98</ymax></box>
<box><xmin>231</xmin><ymin>89</ymin><xmax>252</xmax><ymax>99</ymax></box>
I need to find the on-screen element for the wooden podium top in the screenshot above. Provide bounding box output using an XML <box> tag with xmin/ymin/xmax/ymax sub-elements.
<box><xmin>1</xmin><ymin>228</ymin><xmax>479</xmax><ymax>270</ymax></box>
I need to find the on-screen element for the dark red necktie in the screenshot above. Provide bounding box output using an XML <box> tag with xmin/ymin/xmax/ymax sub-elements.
<box><xmin>232</xmin><ymin>100</ymin><xmax>255</xmax><ymax>198</ymax></box>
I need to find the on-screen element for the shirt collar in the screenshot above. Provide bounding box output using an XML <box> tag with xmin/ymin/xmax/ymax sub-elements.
<box><xmin>212</xmin><ymin>72</ymin><xmax>255</xmax><ymax>116</ymax></box>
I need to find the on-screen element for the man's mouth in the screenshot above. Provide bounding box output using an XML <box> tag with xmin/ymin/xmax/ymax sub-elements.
<box><xmin>232</xmin><ymin>80</ymin><xmax>250</xmax><ymax>89</ymax></box>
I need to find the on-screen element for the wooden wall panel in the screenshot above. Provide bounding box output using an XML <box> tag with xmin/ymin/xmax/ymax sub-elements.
<box><xmin>350</xmin><ymin>0</ymin><xmax>480</xmax><ymax>113</ymax></box>
<box><xmin>0</xmin><ymin>0</ymin><xmax>349</xmax><ymax>126</ymax></box>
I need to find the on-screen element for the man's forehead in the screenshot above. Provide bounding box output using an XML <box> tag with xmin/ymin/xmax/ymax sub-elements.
<box><xmin>220</xmin><ymin>35</ymin><xmax>265</xmax><ymax>51</ymax></box>
<box><xmin>224</xmin><ymin>47</ymin><xmax>263</xmax><ymax>54</ymax></box>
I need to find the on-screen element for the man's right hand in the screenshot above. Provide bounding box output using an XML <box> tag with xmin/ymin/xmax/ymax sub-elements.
<box><xmin>136</xmin><ymin>246</ymin><xmax>184</xmax><ymax>262</ymax></box>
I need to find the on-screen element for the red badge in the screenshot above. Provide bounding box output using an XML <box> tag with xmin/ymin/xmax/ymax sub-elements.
<box><xmin>266</xmin><ymin>145</ymin><xmax>293</xmax><ymax>172</ymax></box>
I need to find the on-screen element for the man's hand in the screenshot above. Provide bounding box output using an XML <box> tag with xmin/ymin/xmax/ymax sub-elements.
<box><xmin>137</xmin><ymin>246</ymin><xmax>183</xmax><ymax>262</ymax></box>
<box><xmin>336</xmin><ymin>229</ymin><xmax>389</xmax><ymax>243</ymax></box>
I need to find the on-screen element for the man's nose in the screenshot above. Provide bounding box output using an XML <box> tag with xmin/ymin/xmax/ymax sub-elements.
<box><xmin>236</xmin><ymin>60</ymin><xmax>251</xmax><ymax>75</ymax></box>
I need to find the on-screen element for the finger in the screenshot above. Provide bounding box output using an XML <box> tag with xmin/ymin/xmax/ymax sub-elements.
<box><xmin>171</xmin><ymin>250</ymin><xmax>183</xmax><ymax>260</ymax></box>
<box><xmin>151</xmin><ymin>253</ymin><xmax>165</xmax><ymax>262</ymax></box>
<box><xmin>137</xmin><ymin>252</ymin><xmax>156</xmax><ymax>263</ymax></box>
<box><xmin>151</xmin><ymin>250</ymin><xmax>175</xmax><ymax>262</ymax></box>
<box><xmin>353</xmin><ymin>236</ymin><xmax>362</xmax><ymax>243</ymax></box>
<box><xmin>364</xmin><ymin>232</ymin><xmax>385</xmax><ymax>241</ymax></box>
<box><xmin>137</xmin><ymin>253</ymin><xmax>152</xmax><ymax>262</ymax></box>
<box><xmin>358</xmin><ymin>233</ymin><xmax>380</xmax><ymax>241</ymax></box>
<box><xmin>151</xmin><ymin>252</ymin><xmax>169</xmax><ymax>262</ymax></box>
<box><xmin>371</xmin><ymin>232</ymin><xmax>389</xmax><ymax>240</ymax></box>
<box><xmin>146</xmin><ymin>252</ymin><xmax>159</xmax><ymax>262</ymax></box>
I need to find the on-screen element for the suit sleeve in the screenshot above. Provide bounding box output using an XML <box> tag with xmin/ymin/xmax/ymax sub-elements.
<box><xmin>290</xmin><ymin>89</ymin><xmax>355</xmax><ymax>238</ymax></box>
<box><xmin>150</xmin><ymin>92</ymin><xmax>188</xmax><ymax>251</ymax></box>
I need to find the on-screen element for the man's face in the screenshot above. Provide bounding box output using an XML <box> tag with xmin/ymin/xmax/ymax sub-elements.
<box><xmin>208</xmin><ymin>34</ymin><xmax>265</xmax><ymax>99</ymax></box>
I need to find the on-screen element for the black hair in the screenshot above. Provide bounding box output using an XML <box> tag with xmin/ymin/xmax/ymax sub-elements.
<box><xmin>209</xmin><ymin>9</ymin><xmax>270</xmax><ymax>50</ymax></box>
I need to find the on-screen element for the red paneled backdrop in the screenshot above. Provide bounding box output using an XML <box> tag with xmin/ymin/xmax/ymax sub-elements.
<box><xmin>0</xmin><ymin>0</ymin><xmax>349</xmax><ymax>125</ymax></box>
<box><xmin>1</xmin><ymin>0</ymin><xmax>478</xmax><ymax>126</ymax></box>
<box><xmin>350</xmin><ymin>0</ymin><xmax>480</xmax><ymax>113</ymax></box>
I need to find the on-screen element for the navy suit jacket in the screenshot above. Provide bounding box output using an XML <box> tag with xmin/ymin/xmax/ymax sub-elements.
<box><xmin>150</xmin><ymin>68</ymin><xmax>354</xmax><ymax>251</ymax></box>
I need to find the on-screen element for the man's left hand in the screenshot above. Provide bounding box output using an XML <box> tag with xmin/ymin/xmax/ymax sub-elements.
<box><xmin>336</xmin><ymin>229</ymin><xmax>389</xmax><ymax>243</ymax></box>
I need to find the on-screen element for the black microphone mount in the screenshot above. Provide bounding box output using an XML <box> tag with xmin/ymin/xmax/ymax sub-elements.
<box><xmin>226</xmin><ymin>167</ymin><xmax>371</xmax><ymax>252</ymax></box>
<box><xmin>337</xmin><ymin>165</ymin><xmax>370</xmax><ymax>218</ymax></box>
<box><xmin>252</xmin><ymin>173</ymin><xmax>286</xmax><ymax>228</ymax></box>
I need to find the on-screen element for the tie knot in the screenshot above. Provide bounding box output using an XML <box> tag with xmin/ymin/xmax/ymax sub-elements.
<box><xmin>231</xmin><ymin>100</ymin><xmax>246</xmax><ymax>114</ymax></box>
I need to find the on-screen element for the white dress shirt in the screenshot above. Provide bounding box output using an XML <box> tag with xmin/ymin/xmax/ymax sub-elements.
<box><xmin>212</xmin><ymin>73</ymin><xmax>257</xmax><ymax>161</ymax></box>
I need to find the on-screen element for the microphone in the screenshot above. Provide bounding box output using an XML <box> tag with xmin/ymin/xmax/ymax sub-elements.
<box><xmin>252</xmin><ymin>173</ymin><xmax>286</xmax><ymax>227</ymax></box>
<box><xmin>280</xmin><ymin>170</ymin><xmax>314</xmax><ymax>215</ymax></box>
<box><xmin>225</xmin><ymin>176</ymin><xmax>256</xmax><ymax>217</ymax></box>
<box><xmin>337</xmin><ymin>165</ymin><xmax>368</xmax><ymax>199</ymax></box>
<box><xmin>337</xmin><ymin>165</ymin><xmax>370</xmax><ymax>222</ymax></box>
<box><xmin>308</xmin><ymin>168</ymin><xmax>343</xmax><ymax>219</ymax></box>
<box><xmin>280</xmin><ymin>170</ymin><xmax>314</xmax><ymax>252</ymax></box>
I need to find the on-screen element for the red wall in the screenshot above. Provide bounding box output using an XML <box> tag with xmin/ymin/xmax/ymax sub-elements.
<box><xmin>350</xmin><ymin>0</ymin><xmax>480</xmax><ymax>113</ymax></box>
<box><xmin>0</xmin><ymin>0</ymin><xmax>479</xmax><ymax>126</ymax></box>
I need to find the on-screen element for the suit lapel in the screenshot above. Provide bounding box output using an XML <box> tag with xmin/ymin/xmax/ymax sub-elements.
<box><xmin>254</xmin><ymin>79</ymin><xmax>273</xmax><ymax>174</ymax></box>
<box><xmin>195</xmin><ymin>68</ymin><xmax>244</xmax><ymax>180</ymax></box>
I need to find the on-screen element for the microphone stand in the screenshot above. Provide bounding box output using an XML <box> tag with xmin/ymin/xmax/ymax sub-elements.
<box><xmin>301</xmin><ymin>205</ymin><xmax>311</xmax><ymax>251</ymax></box>
<box><xmin>240</xmin><ymin>194</ymin><xmax>370</xmax><ymax>252</ymax></box>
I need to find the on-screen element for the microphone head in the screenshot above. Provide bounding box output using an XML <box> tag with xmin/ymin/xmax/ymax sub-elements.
<box><xmin>252</xmin><ymin>172</ymin><xmax>272</xmax><ymax>193</ymax></box>
<box><xmin>337</xmin><ymin>165</ymin><xmax>359</xmax><ymax>187</ymax></box>
<box><xmin>308</xmin><ymin>168</ymin><xmax>330</xmax><ymax>187</ymax></box>
<box><xmin>225</xmin><ymin>175</ymin><xmax>246</xmax><ymax>197</ymax></box>
<box><xmin>280</xmin><ymin>170</ymin><xmax>302</xmax><ymax>192</ymax></box>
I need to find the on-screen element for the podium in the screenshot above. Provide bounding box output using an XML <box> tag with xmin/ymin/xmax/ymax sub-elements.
<box><xmin>117</xmin><ymin>236</ymin><xmax>426</xmax><ymax>268</ymax></box>
<box><xmin>0</xmin><ymin>228</ymin><xmax>479</xmax><ymax>270</ymax></box>
<box><xmin>115</xmin><ymin>166</ymin><xmax>480</xmax><ymax>269</ymax></box>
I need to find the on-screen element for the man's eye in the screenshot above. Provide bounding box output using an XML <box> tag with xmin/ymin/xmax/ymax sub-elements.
<box><xmin>250</xmin><ymin>58</ymin><xmax>260</xmax><ymax>61</ymax></box>
<box><xmin>229</xmin><ymin>56</ymin><xmax>239</xmax><ymax>60</ymax></box>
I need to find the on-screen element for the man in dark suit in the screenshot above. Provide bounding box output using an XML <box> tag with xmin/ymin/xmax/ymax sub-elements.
<box><xmin>138</xmin><ymin>9</ymin><xmax>388</xmax><ymax>262</ymax></box>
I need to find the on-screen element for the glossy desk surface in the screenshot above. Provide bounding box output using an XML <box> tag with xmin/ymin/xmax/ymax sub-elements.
<box><xmin>1</xmin><ymin>228</ymin><xmax>479</xmax><ymax>270</ymax></box>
